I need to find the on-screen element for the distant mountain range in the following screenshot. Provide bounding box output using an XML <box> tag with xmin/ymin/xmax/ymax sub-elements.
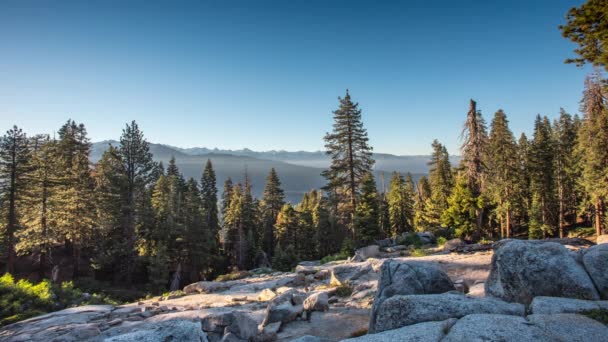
<box><xmin>91</xmin><ymin>141</ymin><xmax>460</xmax><ymax>203</ymax></box>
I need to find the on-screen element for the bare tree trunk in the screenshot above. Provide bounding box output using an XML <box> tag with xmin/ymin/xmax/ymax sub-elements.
<box><xmin>506</xmin><ymin>209</ymin><xmax>511</xmax><ymax>238</ymax></box>
<box><xmin>595</xmin><ymin>199</ymin><xmax>603</xmax><ymax>237</ymax></box>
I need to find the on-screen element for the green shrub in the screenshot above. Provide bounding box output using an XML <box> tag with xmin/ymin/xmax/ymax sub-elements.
<box><xmin>403</xmin><ymin>233</ymin><xmax>423</xmax><ymax>247</ymax></box>
<box><xmin>0</xmin><ymin>273</ymin><xmax>120</xmax><ymax>327</ymax></box>
<box><xmin>272</xmin><ymin>244</ymin><xmax>299</xmax><ymax>272</ymax></box>
<box><xmin>320</xmin><ymin>252</ymin><xmax>350</xmax><ymax>264</ymax></box>
<box><xmin>410</xmin><ymin>248</ymin><xmax>429</xmax><ymax>257</ymax></box>
<box><xmin>334</xmin><ymin>284</ymin><xmax>353</xmax><ymax>297</ymax></box>
<box><xmin>582</xmin><ymin>308</ymin><xmax>608</xmax><ymax>325</ymax></box>
<box><xmin>340</xmin><ymin>238</ymin><xmax>355</xmax><ymax>256</ymax></box>
<box><xmin>436</xmin><ymin>236</ymin><xmax>448</xmax><ymax>247</ymax></box>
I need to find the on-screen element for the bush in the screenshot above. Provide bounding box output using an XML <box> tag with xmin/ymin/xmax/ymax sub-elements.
<box><xmin>410</xmin><ymin>248</ymin><xmax>429</xmax><ymax>257</ymax></box>
<box><xmin>582</xmin><ymin>308</ymin><xmax>608</xmax><ymax>325</ymax></box>
<box><xmin>340</xmin><ymin>238</ymin><xmax>355</xmax><ymax>256</ymax></box>
<box><xmin>320</xmin><ymin>252</ymin><xmax>349</xmax><ymax>264</ymax></box>
<box><xmin>0</xmin><ymin>273</ymin><xmax>120</xmax><ymax>327</ymax></box>
<box><xmin>401</xmin><ymin>232</ymin><xmax>423</xmax><ymax>247</ymax></box>
<box><xmin>436</xmin><ymin>236</ymin><xmax>448</xmax><ymax>247</ymax></box>
<box><xmin>334</xmin><ymin>283</ymin><xmax>353</xmax><ymax>297</ymax></box>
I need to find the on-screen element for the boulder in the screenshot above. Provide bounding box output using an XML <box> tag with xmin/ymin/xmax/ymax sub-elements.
<box><xmin>383</xmin><ymin>245</ymin><xmax>406</xmax><ymax>253</ymax></box>
<box><xmin>343</xmin><ymin>319</ymin><xmax>456</xmax><ymax>342</ymax></box>
<box><xmin>314</xmin><ymin>269</ymin><xmax>329</xmax><ymax>280</ymax></box>
<box><xmin>417</xmin><ymin>232</ymin><xmax>435</xmax><ymax>244</ymax></box>
<box><xmin>256</xmin><ymin>321</ymin><xmax>281</xmax><ymax>342</ymax></box>
<box><xmin>298</xmin><ymin>261</ymin><xmax>321</xmax><ymax>267</ymax></box>
<box><xmin>262</xmin><ymin>290</ymin><xmax>305</xmax><ymax>326</ymax></box>
<box><xmin>104</xmin><ymin>320</ymin><xmax>208</xmax><ymax>342</ymax></box>
<box><xmin>442</xmin><ymin>238</ymin><xmax>465</xmax><ymax>252</ymax></box>
<box><xmin>597</xmin><ymin>235</ymin><xmax>608</xmax><ymax>245</ymax></box>
<box><xmin>225</xmin><ymin>312</ymin><xmax>258</xmax><ymax>341</ymax></box>
<box><xmin>290</xmin><ymin>336</ymin><xmax>330</xmax><ymax>342</ymax></box>
<box><xmin>527</xmin><ymin>314</ymin><xmax>608</xmax><ymax>342</ymax></box>
<box><xmin>485</xmin><ymin>239</ymin><xmax>600</xmax><ymax>304</ymax></box>
<box><xmin>258</xmin><ymin>288</ymin><xmax>277</xmax><ymax>301</ymax></box>
<box><xmin>303</xmin><ymin>292</ymin><xmax>329</xmax><ymax>312</ymax></box>
<box><xmin>582</xmin><ymin>244</ymin><xmax>608</xmax><ymax>299</ymax></box>
<box><xmin>220</xmin><ymin>332</ymin><xmax>245</xmax><ymax>342</ymax></box>
<box><xmin>292</xmin><ymin>273</ymin><xmax>306</xmax><ymax>286</ymax></box>
<box><xmin>442</xmin><ymin>314</ymin><xmax>553</xmax><ymax>342</ymax></box>
<box><xmin>530</xmin><ymin>296</ymin><xmax>608</xmax><ymax>314</ymax></box>
<box><xmin>369</xmin><ymin>260</ymin><xmax>455</xmax><ymax>332</ymax></box>
<box><xmin>351</xmin><ymin>245</ymin><xmax>380</xmax><ymax>262</ymax></box>
<box><xmin>329</xmin><ymin>262</ymin><xmax>374</xmax><ymax>287</ymax></box>
<box><xmin>372</xmin><ymin>293</ymin><xmax>525</xmax><ymax>333</ymax></box>
<box><xmin>295</xmin><ymin>265</ymin><xmax>318</xmax><ymax>275</ymax></box>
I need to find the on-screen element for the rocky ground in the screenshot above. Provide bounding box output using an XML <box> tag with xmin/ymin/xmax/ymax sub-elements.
<box><xmin>1</xmin><ymin>235</ymin><xmax>607</xmax><ymax>342</ymax></box>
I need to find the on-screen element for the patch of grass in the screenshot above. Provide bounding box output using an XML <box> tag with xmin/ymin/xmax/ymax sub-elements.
<box><xmin>334</xmin><ymin>283</ymin><xmax>353</xmax><ymax>297</ymax></box>
<box><xmin>250</xmin><ymin>267</ymin><xmax>274</xmax><ymax>275</ymax></box>
<box><xmin>161</xmin><ymin>290</ymin><xmax>185</xmax><ymax>298</ymax></box>
<box><xmin>215</xmin><ymin>270</ymin><xmax>252</xmax><ymax>282</ymax></box>
<box><xmin>410</xmin><ymin>248</ymin><xmax>429</xmax><ymax>257</ymax></box>
<box><xmin>350</xmin><ymin>327</ymin><xmax>368</xmax><ymax>337</ymax></box>
<box><xmin>582</xmin><ymin>308</ymin><xmax>608</xmax><ymax>325</ymax></box>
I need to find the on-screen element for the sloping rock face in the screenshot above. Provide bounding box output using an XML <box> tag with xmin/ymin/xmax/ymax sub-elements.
<box><xmin>351</xmin><ymin>246</ymin><xmax>380</xmax><ymax>262</ymax></box>
<box><xmin>372</xmin><ymin>293</ymin><xmax>524</xmax><ymax>333</ymax></box>
<box><xmin>485</xmin><ymin>239</ymin><xmax>600</xmax><ymax>304</ymax></box>
<box><xmin>581</xmin><ymin>243</ymin><xmax>608</xmax><ymax>299</ymax></box>
<box><xmin>344</xmin><ymin>319</ymin><xmax>456</xmax><ymax>342</ymax></box>
<box><xmin>442</xmin><ymin>314</ymin><xmax>553</xmax><ymax>342</ymax></box>
<box><xmin>104</xmin><ymin>320</ymin><xmax>208</xmax><ymax>342</ymax></box>
<box><xmin>368</xmin><ymin>260</ymin><xmax>454</xmax><ymax>332</ymax></box>
<box><xmin>330</xmin><ymin>262</ymin><xmax>374</xmax><ymax>287</ymax></box>
<box><xmin>527</xmin><ymin>313</ymin><xmax>608</xmax><ymax>342</ymax></box>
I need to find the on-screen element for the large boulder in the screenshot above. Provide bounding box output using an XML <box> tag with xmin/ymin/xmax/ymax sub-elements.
<box><xmin>329</xmin><ymin>262</ymin><xmax>374</xmax><ymax>287</ymax></box>
<box><xmin>442</xmin><ymin>314</ymin><xmax>553</xmax><ymax>342</ymax></box>
<box><xmin>485</xmin><ymin>239</ymin><xmax>600</xmax><ymax>304</ymax></box>
<box><xmin>375</xmin><ymin>238</ymin><xmax>393</xmax><ymax>248</ymax></box>
<box><xmin>442</xmin><ymin>238</ymin><xmax>465</xmax><ymax>252</ymax></box>
<box><xmin>351</xmin><ymin>245</ymin><xmax>380</xmax><ymax>262</ymax></box>
<box><xmin>527</xmin><ymin>314</ymin><xmax>608</xmax><ymax>342</ymax></box>
<box><xmin>343</xmin><ymin>319</ymin><xmax>456</xmax><ymax>342</ymax></box>
<box><xmin>581</xmin><ymin>243</ymin><xmax>608</xmax><ymax>299</ymax></box>
<box><xmin>417</xmin><ymin>232</ymin><xmax>435</xmax><ymax>244</ymax></box>
<box><xmin>369</xmin><ymin>260</ymin><xmax>455</xmax><ymax>332</ymax></box>
<box><xmin>372</xmin><ymin>293</ymin><xmax>524</xmax><ymax>333</ymax></box>
<box><xmin>261</xmin><ymin>289</ymin><xmax>304</xmax><ymax>326</ymax></box>
<box><xmin>530</xmin><ymin>296</ymin><xmax>608</xmax><ymax>314</ymax></box>
<box><xmin>303</xmin><ymin>292</ymin><xmax>329</xmax><ymax>312</ymax></box>
<box><xmin>104</xmin><ymin>320</ymin><xmax>208</xmax><ymax>342</ymax></box>
<box><xmin>184</xmin><ymin>281</ymin><xmax>237</xmax><ymax>294</ymax></box>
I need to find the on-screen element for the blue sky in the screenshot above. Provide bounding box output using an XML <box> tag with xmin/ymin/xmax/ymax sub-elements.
<box><xmin>0</xmin><ymin>0</ymin><xmax>591</xmax><ymax>155</ymax></box>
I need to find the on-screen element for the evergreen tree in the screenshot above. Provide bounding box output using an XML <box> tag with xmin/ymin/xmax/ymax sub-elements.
<box><xmin>183</xmin><ymin>178</ymin><xmax>208</xmax><ymax>281</ymax></box>
<box><xmin>486</xmin><ymin>110</ymin><xmax>520</xmax><ymax>238</ymax></box>
<box><xmin>17</xmin><ymin>136</ymin><xmax>60</xmax><ymax>276</ymax></box>
<box><xmin>55</xmin><ymin>120</ymin><xmax>96</xmax><ymax>278</ymax></box>
<box><xmin>92</xmin><ymin>145</ymin><xmax>128</xmax><ymax>283</ymax></box>
<box><xmin>274</xmin><ymin>203</ymin><xmax>299</xmax><ymax>254</ymax></box>
<box><xmin>414</xmin><ymin>176</ymin><xmax>431</xmax><ymax>230</ymax></box>
<box><xmin>355</xmin><ymin>173</ymin><xmax>381</xmax><ymax>246</ymax></box>
<box><xmin>322</xmin><ymin>90</ymin><xmax>374</xmax><ymax>237</ymax></box>
<box><xmin>552</xmin><ymin>109</ymin><xmax>579</xmax><ymax>237</ymax></box>
<box><xmin>0</xmin><ymin>126</ymin><xmax>30</xmax><ymax>273</ymax></box>
<box><xmin>259</xmin><ymin>168</ymin><xmax>285</xmax><ymax>256</ymax></box>
<box><xmin>460</xmin><ymin>100</ymin><xmax>487</xmax><ymax>233</ymax></box>
<box><xmin>200</xmin><ymin>159</ymin><xmax>219</xmax><ymax>257</ymax></box>
<box><xmin>528</xmin><ymin>115</ymin><xmax>557</xmax><ymax>237</ymax></box>
<box><xmin>442</xmin><ymin>174</ymin><xmax>481</xmax><ymax>239</ymax></box>
<box><xmin>118</xmin><ymin>121</ymin><xmax>156</xmax><ymax>283</ymax></box>
<box><xmin>576</xmin><ymin>73</ymin><xmax>608</xmax><ymax>236</ymax></box>
<box><xmin>418</xmin><ymin>140</ymin><xmax>453</xmax><ymax>230</ymax></box>
<box><xmin>517</xmin><ymin>133</ymin><xmax>532</xmax><ymax>228</ymax></box>
<box><xmin>387</xmin><ymin>172</ymin><xmax>415</xmax><ymax>236</ymax></box>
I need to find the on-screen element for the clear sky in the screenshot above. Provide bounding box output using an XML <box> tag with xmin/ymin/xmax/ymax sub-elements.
<box><xmin>0</xmin><ymin>0</ymin><xmax>592</xmax><ymax>155</ymax></box>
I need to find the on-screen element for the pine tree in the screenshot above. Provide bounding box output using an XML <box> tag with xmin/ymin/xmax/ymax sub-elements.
<box><xmin>442</xmin><ymin>173</ymin><xmax>481</xmax><ymax>239</ymax></box>
<box><xmin>200</xmin><ymin>159</ymin><xmax>219</xmax><ymax>257</ymax></box>
<box><xmin>259</xmin><ymin>168</ymin><xmax>285</xmax><ymax>256</ymax></box>
<box><xmin>576</xmin><ymin>73</ymin><xmax>608</xmax><ymax>236</ymax></box>
<box><xmin>55</xmin><ymin>120</ymin><xmax>96</xmax><ymax>278</ymax></box>
<box><xmin>355</xmin><ymin>173</ymin><xmax>381</xmax><ymax>246</ymax></box>
<box><xmin>486</xmin><ymin>110</ymin><xmax>520</xmax><ymax>238</ymax></box>
<box><xmin>0</xmin><ymin>126</ymin><xmax>30</xmax><ymax>273</ymax></box>
<box><xmin>387</xmin><ymin>172</ymin><xmax>415</xmax><ymax>236</ymax></box>
<box><xmin>183</xmin><ymin>178</ymin><xmax>208</xmax><ymax>282</ymax></box>
<box><xmin>274</xmin><ymin>203</ymin><xmax>299</xmax><ymax>254</ymax></box>
<box><xmin>419</xmin><ymin>140</ymin><xmax>453</xmax><ymax>230</ymax></box>
<box><xmin>552</xmin><ymin>109</ymin><xmax>579</xmax><ymax>237</ymax></box>
<box><xmin>92</xmin><ymin>145</ymin><xmax>128</xmax><ymax>282</ymax></box>
<box><xmin>118</xmin><ymin>121</ymin><xmax>156</xmax><ymax>283</ymax></box>
<box><xmin>414</xmin><ymin>176</ymin><xmax>431</xmax><ymax>230</ymax></box>
<box><xmin>322</xmin><ymin>90</ymin><xmax>374</xmax><ymax>237</ymax></box>
<box><xmin>460</xmin><ymin>100</ymin><xmax>488</xmax><ymax>234</ymax></box>
<box><xmin>17</xmin><ymin>135</ymin><xmax>60</xmax><ymax>276</ymax></box>
<box><xmin>528</xmin><ymin>115</ymin><xmax>557</xmax><ymax>237</ymax></box>
<box><xmin>517</xmin><ymin>133</ymin><xmax>532</xmax><ymax>228</ymax></box>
